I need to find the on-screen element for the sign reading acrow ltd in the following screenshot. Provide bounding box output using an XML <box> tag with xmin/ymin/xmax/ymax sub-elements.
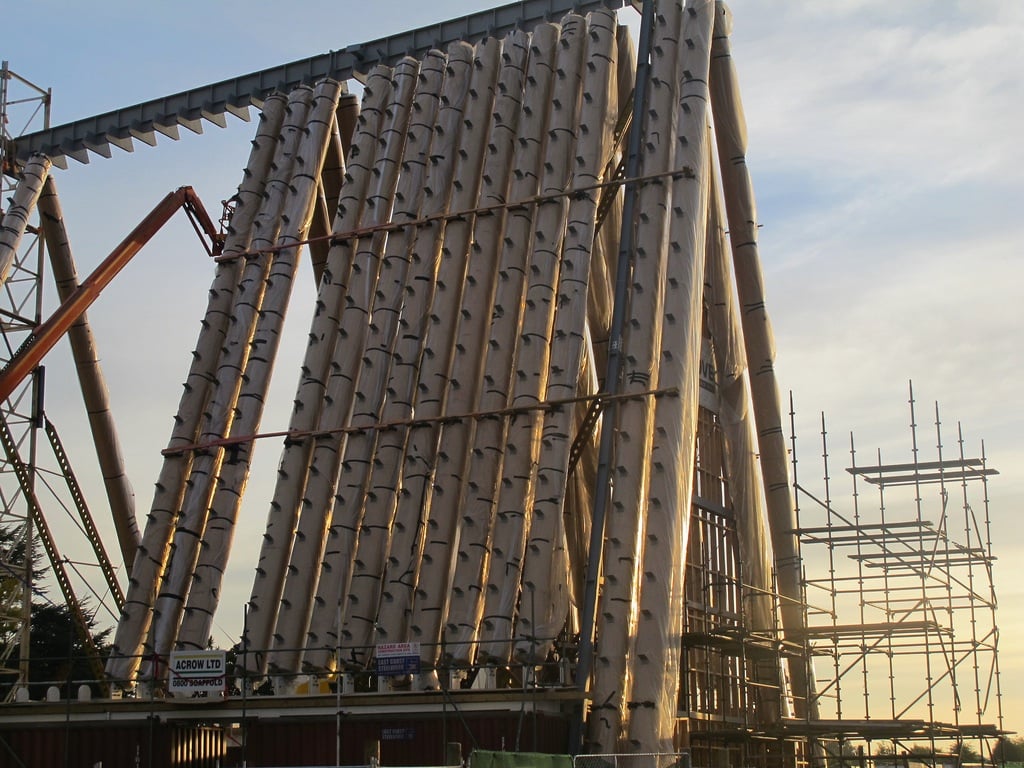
<box><xmin>168</xmin><ymin>650</ymin><xmax>226</xmax><ymax>694</ymax></box>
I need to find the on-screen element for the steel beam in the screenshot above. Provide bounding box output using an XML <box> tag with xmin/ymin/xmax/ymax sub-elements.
<box><xmin>11</xmin><ymin>0</ymin><xmax>627</xmax><ymax>169</ymax></box>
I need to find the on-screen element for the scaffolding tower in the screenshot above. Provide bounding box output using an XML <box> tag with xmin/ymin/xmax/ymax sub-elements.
<box><xmin>790</xmin><ymin>383</ymin><xmax>1004</xmax><ymax>767</ymax></box>
<box><xmin>669</xmin><ymin>384</ymin><xmax>1006</xmax><ymax>768</ymax></box>
<box><xmin>0</xmin><ymin>61</ymin><xmax>51</xmax><ymax>698</ymax></box>
<box><xmin>0</xmin><ymin>63</ymin><xmax>125</xmax><ymax>701</ymax></box>
<box><xmin>679</xmin><ymin>405</ymin><xmax>807</xmax><ymax>768</ymax></box>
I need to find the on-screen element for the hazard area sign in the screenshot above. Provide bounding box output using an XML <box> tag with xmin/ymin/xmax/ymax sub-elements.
<box><xmin>375</xmin><ymin>642</ymin><xmax>421</xmax><ymax>675</ymax></box>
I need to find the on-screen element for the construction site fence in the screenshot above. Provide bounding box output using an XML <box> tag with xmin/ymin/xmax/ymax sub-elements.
<box><xmin>473</xmin><ymin>750</ymin><xmax>572</xmax><ymax>768</ymax></box>
<box><xmin>2</xmin><ymin>641</ymin><xmax>578</xmax><ymax>702</ymax></box>
<box><xmin>573</xmin><ymin>753</ymin><xmax>692</xmax><ymax>768</ymax></box>
<box><xmin>255</xmin><ymin>752</ymin><xmax>571</xmax><ymax>768</ymax></box>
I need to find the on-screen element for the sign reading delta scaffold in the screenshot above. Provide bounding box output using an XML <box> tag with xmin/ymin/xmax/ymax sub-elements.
<box><xmin>168</xmin><ymin>650</ymin><xmax>226</xmax><ymax>694</ymax></box>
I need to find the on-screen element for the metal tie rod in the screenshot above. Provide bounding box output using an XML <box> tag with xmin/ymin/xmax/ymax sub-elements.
<box><xmin>11</xmin><ymin>0</ymin><xmax>627</xmax><ymax>169</ymax></box>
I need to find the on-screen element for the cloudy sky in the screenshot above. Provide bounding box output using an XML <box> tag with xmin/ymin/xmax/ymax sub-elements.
<box><xmin>4</xmin><ymin>0</ymin><xmax>1021</xmax><ymax>730</ymax></box>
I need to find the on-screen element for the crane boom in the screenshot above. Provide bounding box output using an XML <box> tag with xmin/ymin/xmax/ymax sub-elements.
<box><xmin>0</xmin><ymin>186</ymin><xmax>222</xmax><ymax>403</ymax></box>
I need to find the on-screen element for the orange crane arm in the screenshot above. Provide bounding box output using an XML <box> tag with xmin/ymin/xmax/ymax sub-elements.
<box><xmin>0</xmin><ymin>186</ymin><xmax>222</xmax><ymax>403</ymax></box>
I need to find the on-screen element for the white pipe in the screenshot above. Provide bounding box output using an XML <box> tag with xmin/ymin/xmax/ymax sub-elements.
<box><xmin>478</xmin><ymin>12</ymin><xmax>589</xmax><ymax>662</ymax></box>
<box><xmin>176</xmin><ymin>80</ymin><xmax>344</xmax><ymax>654</ymax></box>
<box><xmin>309</xmin><ymin>92</ymin><xmax>359</xmax><ymax>283</ymax></box>
<box><xmin>243</xmin><ymin>68</ymin><xmax>390</xmax><ymax>672</ymax></box>
<box><xmin>708</xmin><ymin>0</ymin><xmax>817</xmax><ymax>719</ymax></box>
<box><xmin>406</xmin><ymin>28</ymin><xmax>531</xmax><ymax>677</ymax></box>
<box><xmin>442</xmin><ymin>22</ymin><xmax>560</xmax><ymax>666</ymax></box>
<box><xmin>105</xmin><ymin>94</ymin><xmax>287</xmax><ymax>684</ymax></box>
<box><xmin>369</xmin><ymin>36</ymin><xmax>506</xmax><ymax>664</ymax></box>
<box><xmin>625</xmin><ymin>0</ymin><xmax>715</xmax><ymax>752</ymax></box>
<box><xmin>0</xmin><ymin>154</ymin><xmax>51</xmax><ymax>287</ymax></box>
<box><xmin>513</xmin><ymin>8</ymin><xmax>617</xmax><ymax>664</ymax></box>
<box><xmin>587</xmin><ymin>0</ymin><xmax>685</xmax><ymax>750</ymax></box>
<box><xmin>298</xmin><ymin>47</ymin><xmax>452</xmax><ymax>670</ymax></box>
<box><xmin>267</xmin><ymin>58</ymin><xmax>420</xmax><ymax>674</ymax></box>
<box><xmin>704</xmin><ymin>147</ymin><xmax>775</xmax><ymax>636</ymax></box>
<box><xmin>587</xmin><ymin>25</ymin><xmax>635</xmax><ymax>373</ymax></box>
<box><xmin>148</xmin><ymin>85</ymin><xmax>318</xmax><ymax>665</ymax></box>
<box><xmin>703</xmin><ymin>147</ymin><xmax>782</xmax><ymax>722</ymax></box>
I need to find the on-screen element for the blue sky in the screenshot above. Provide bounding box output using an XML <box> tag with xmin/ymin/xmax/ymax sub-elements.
<box><xmin>4</xmin><ymin>0</ymin><xmax>1021</xmax><ymax>729</ymax></box>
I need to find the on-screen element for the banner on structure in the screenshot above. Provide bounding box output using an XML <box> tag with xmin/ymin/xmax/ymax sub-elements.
<box><xmin>699</xmin><ymin>338</ymin><xmax>718</xmax><ymax>413</ymax></box>
<box><xmin>168</xmin><ymin>650</ymin><xmax>226</xmax><ymax>694</ymax></box>
<box><xmin>375</xmin><ymin>642</ymin><xmax>421</xmax><ymax>676</ymax></box>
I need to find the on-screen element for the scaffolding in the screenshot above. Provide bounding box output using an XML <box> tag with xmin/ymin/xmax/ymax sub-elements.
<box><xmin>679</xmin><ymin>405</ymin><xmax>805</xmax><ymax>768</ymax></box>
<box><xmin>0</xmin><ymin>60</ymin><xmax>51</xmax><ymax>697</ymax></box>
<box><xmin>789</xmin><ymin>383</ymin><xmax>1004</xmax><ymax>767</ymax></box>
<box><xmin>668</xmin><ymin>382</ymin><xmax>1006</xmax><ymax>768</ymax></box>
<box><xmin>0</xmin><ymin>63</ymin><xmax>132</xmax><ymax>701</ymax></box>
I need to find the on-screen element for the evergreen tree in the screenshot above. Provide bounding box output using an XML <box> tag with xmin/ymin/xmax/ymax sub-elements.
<box><xmin>15</xmin><ymin>602</ymin><xmax>111</xmax><ymax>699</ymax></box>
<box><xmin>0</xmin><ymin>526</ymin><xmax>110</xmax><ymax>699</ymax></box>
<box><xmin>994</xmin><ymin>736</ymin><xmax>1024</xmax><ymax>764</ymax></box>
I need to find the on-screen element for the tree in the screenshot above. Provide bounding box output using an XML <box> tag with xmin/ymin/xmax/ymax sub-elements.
<box><xmin>23</xmin><ymin>602</ymin><xmax>110</xmax><ymax>698</ymax></box>
<box><xmin>824</xmin><ymin>739</ymin><xmax>861</xmax><ymax>768</ymax></box>
<box><xmin>0</xmin><ymin>525</ymin><xmax>111</xmax><ymax>700</ymax></box>
<box><xmin>0</xmin><ymin>600</ymin><xmax>110</xmax><ymax>700</ymax></box>
<box><xmin>993</xmin><ymin>736</ymin><xmax>1024</xmax><ymax>763</ymax></box>
<box><xmin>959</xmin><ymin>742</ymin><xmax>981</xmax><ymax>764</ymax></box>
<box><xmin>0</xmin><ymin>524</ymin><xmax>36</xmax><ymax>647</ymax></box>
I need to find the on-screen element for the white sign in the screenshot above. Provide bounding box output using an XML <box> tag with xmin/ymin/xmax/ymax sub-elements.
<box><xmin>699</xmin><ymin>338</ymin><xmax>718</xmax><ymax>413</ymax></box>
<box><xmin>376</xmin><ymin>642</ymin><xmax>420</xmax><ymax>657</ymax></box>
<box><xmin>375</xmin><ymin>642</ymin><xmax>421</xmax><ymax>675</ymax></box>
<box><xmin>168</xmin><ymin>650</ymin><xmax>226</xmax><ymax>694</ymax></box>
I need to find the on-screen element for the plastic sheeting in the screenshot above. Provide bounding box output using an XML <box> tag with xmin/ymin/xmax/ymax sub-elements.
<box><xmin>407</xmin><ymin>29</ymin><xmax>532</xmax><ymax>678</ymax></box>
<box><xmin>99</xmin><ymin>0</ymin><xmax>808</xmax><ymax>755</ymax></box>
<box><xmin>240</xmin><ymin>10</ymin><xmax>631</xmax><ymax>679</ymax></box>
<box><xmin>149</xmin><ymin>83</ymin><xmax>320</xmax><ymax>661</ymax></box>
<box><xmin>106</xmin><ymin>80</ymin><xmax>344</xmax><ymax>683</ymax></box>
<box><xmin>476</xmin><ymin>11</ymin><xmax>587</xmax><ymax>662</ymax></box>
<box><xmin>442</xmin><ymin>21</ymin><xmax>560</xmax><ymax>665</ymax></box>
<box><xmin>624</xmin><ymin>1</ymin><xmax>715</xmax><ymax>753</ymax></box>
<box><xmin>586</xmin><ymin>0</ymin><xmax>688</xmax><ymax>750</ymax></box>
<box><xmin>244</xmin><ymin>71</ymin><xmax>385</xmax><ymax>669</ymax></box>
<box><xmin>369</xmin><ymin>36</ymin><xmax>505</xmax><ymax>665</ymax></box>
<box><xmin>266</xmin><ymin>60</ymin><xmax>421</xmax><ymax>674</ymax></box>
<box><xmin>708</xmin><ymin>1</ymin><xmax>816</xmax><ymax>719</ymax></box>
<box><xmin>105</xmin><ymin>92</ymin><xmax>289</xmax><ymax>684</ymax></box>
<box><xmin>514</xmin><ymin>8</ymin><xmax>618</xmax><ymax>663</ymax></box>
<box><xmin>316</xmin><ymin>47</ymin><xmax>451</xmax><ymax>646</ymax></box>
<box><xmin>0</xmin><ymin>154</ymin><xmax>51</xmax><ymax>287</ymax></box>
<box><xmin>176</xmin><ymin>80</ymin><xmax>344</xmax><ymax>654</ymax></box>
<box><xmin>704</xmin><ymin>160</ymin><xmax>775</xmax><ymax>638</ymax></box>
<box><xmin>338</xmin><ymin>38</ymin><xmax>499</xmax><ymax>668</ymax></box>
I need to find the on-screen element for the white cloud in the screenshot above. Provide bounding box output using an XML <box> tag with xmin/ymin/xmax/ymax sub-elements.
<box><xmin>729</xmin><ymin>0</ymin><xmax>1024</xmax><ymax>185</ymax></box>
